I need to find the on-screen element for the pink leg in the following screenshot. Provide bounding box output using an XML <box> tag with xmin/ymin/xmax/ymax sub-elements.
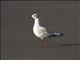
<box><xmin>44</xmin><ymin>40</ymin><xmax>47</xmax><ymax>48</ymax></box>
<box><xmin>40</xmin><ymin>40</ymin><xmax>43</xmax><ymax>48</ymax></box>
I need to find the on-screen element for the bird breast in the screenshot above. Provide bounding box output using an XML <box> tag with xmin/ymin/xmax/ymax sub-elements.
<box><xmin>33</xmin><ymin>25</ymin><xmax>41</xmax><ymax>38</ymax></box>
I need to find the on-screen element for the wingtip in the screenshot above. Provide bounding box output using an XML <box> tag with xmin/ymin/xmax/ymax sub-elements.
<box><xmin>60</xmin><ymin>33</ymin><xmax>64</xmax><ymax>36</ymax></box>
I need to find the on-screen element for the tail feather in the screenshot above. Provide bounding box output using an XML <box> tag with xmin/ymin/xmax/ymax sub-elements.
<box><xmin>48</xmin><ymin>32</ymin><xmax>64</xmax><ymax>37</ymax></box>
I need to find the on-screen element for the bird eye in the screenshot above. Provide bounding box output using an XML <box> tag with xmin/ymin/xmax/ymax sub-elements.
<box><xmin>34</xmin><ymin>15</ymin><xmax>36</xmax><ymax>17</ymax></box>
<box><xmin>34</xmin><ymin>15</ymin><xmax>37</xmax><ymax>17</ymax></box>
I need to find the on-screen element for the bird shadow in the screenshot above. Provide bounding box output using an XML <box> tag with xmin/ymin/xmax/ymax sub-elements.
<box><xmin>58</xmin><ymin>43</ymin><xmax>80</xmax><ymax>46</ymax></box>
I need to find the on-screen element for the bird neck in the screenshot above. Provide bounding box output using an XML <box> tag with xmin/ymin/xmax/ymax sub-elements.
<box><xmin>34</xmin><ymin>18</ymin><xmax>40</xmax><ymax>27</ymax></box>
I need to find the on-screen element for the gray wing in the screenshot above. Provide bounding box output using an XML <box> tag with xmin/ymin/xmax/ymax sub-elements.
<box><xmin>38</xmin><ymin>26</ymin><xmax>48</xmax><ymax>34</ymax></box>
<box><xmin>37</xmin><ymin>26</ymin><xmax>49</xmax><ymax>37</ymax></box>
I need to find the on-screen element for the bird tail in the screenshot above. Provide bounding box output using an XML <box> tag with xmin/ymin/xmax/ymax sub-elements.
<box><xmin>48</xmin><ymin>32</ymin><xmax>64</xmax><ymax>38</ymax></box>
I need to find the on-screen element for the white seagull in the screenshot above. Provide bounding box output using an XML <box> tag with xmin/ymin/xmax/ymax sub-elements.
<box><xmin>29</xmin><ymin>14</ymin><xmax>64</xmax><ymax>48</ymax></box>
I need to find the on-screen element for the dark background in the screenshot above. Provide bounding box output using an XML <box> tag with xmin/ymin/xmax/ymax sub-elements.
<box><xmin>1</xmin><ymin>1</ymin><xmax>80</xmax><ymax>60</ymax></box>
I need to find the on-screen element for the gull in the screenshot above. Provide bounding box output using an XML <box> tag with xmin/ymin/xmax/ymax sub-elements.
<box><xmin>29</xmin><ymin>14</ymin><xmax>64</xmax><ymax>48</ymax></box>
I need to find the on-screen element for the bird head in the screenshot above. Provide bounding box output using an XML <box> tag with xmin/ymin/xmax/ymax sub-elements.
<box><xmin>31</xmin><ymin>14</ymin><xmax>38</xmax><ymax>19</ymax></box>
<box><xmin>28</xmin><ymin>14</ymin><xmax>38</xmax><ymax>20</ymax></box>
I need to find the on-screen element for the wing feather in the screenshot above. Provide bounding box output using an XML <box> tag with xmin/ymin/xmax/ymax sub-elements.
<box><xmin>38</xmin><ymin>26</ymin><xmax>48</xmax><ymax>34</ymax></box>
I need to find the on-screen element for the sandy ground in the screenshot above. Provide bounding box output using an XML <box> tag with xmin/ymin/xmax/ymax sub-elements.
<box><xmin>1</xmin><ymin>1</ymin><xmax>80</xmax><ymax>60</ymax></box>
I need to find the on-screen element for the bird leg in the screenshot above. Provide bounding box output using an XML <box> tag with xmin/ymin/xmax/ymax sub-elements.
<box><xmin>44</xmin><ymin>39</ymin><xmax>47</xmax><ymax>48</ymax></box>
<box><xmin>40</xmin><ymin>40</ymin><xmax>43</xmax><ymax>48</ymax></box>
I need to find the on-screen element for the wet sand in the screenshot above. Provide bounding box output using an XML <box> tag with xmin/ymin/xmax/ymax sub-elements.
<box><xmin>1</xmin><ymin>1</ymin><xmax>80</xmax><ymax>60</ymax></box>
